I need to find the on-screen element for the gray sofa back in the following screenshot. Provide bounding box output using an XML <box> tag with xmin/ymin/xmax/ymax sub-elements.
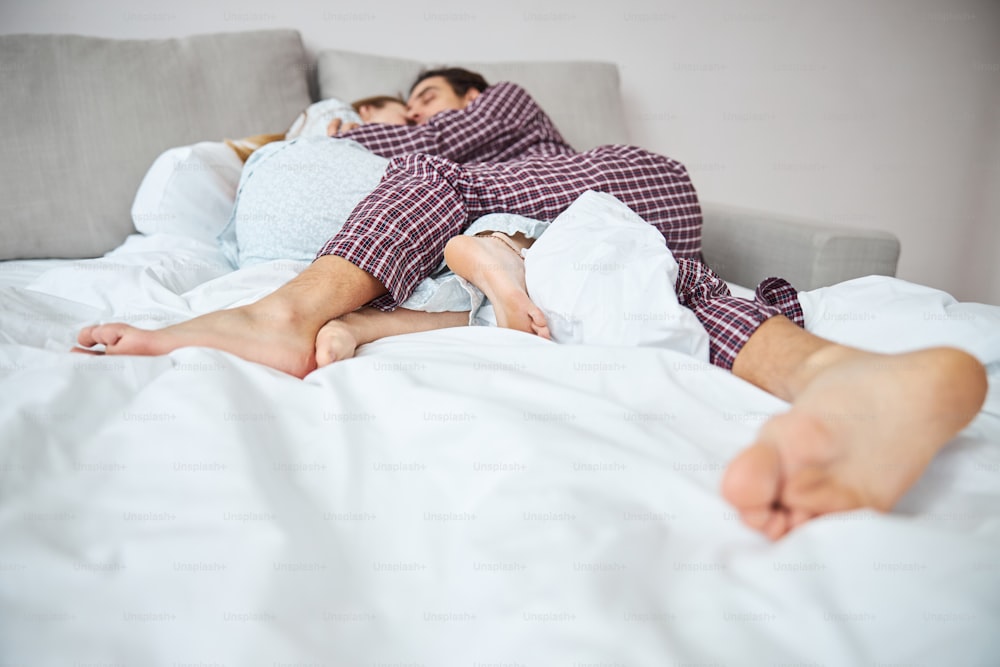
<box><xmin>317</xmin><ymin>49</ymin><xmax>628</xmax><ymax>153</ymax></box>
<box><xmin>0</xmin><ymin>30</ymin><xmax>311</xmax><ymax>260</ymax></box>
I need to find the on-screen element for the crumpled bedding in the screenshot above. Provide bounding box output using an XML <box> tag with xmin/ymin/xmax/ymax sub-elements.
<box><xmin>1</xmin><ymin>217</ymin><xmax>998</xmax><ymax>665</ymax></box>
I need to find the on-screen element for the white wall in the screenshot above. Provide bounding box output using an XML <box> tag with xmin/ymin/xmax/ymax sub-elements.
<box><xmin>4</xmin><ymin>0</ymin><xmax>998</xmax><ymax>304</ymax></box>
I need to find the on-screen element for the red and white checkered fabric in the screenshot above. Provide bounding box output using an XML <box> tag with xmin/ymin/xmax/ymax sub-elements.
<box><xmin>322</xmin><ymin>81</ymin><xmax>802</xmax><ymax>369</ymax></box>
<box><xmin>339</xmin><ymin>82</ymin><xmax>574</xmax><ymax>163</ymax></box>
<box><xmin>318</xmin><ymin>147</ymin><xmax>702</xmax><ymax>304</ymax></box>
<box><xmin>674</xmin><ymin>260</ymin><xmax>803</xmax><ymax>369</ymax></box>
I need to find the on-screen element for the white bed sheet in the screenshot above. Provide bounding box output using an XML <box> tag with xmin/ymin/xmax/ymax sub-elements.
<box><xmin>1</xmin><ymin>232</ymin><xmax>998</xmax><ymax>665</ymax></box>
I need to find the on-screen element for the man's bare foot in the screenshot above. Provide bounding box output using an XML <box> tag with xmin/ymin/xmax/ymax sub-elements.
<box><xmin>444</xmin><ymin>233</ymin><xmax>550</xmax><ymax>338</ymax></box>
<box><xmin>314</xmin><ymin>307</ymin><xmax>471</xmax><ymax>368</ymax></box>
<box><xmin>721</xmin><ymin>346</ymin><xmax>987</xmax><ymax>540</ymax></box>
<box><xmin>75</xmin><ymin>303</ymin><xmax>319</xmax><ymax>378</ymax></box>
<box><xmin>315</xmin><ymin>318</ymin><xmax>360</xmax><ymax>366</ymax></box>
<box><xmin>74</xmin><ymin>255</ymin><xmax>386</xmax><ymax>378</ymax></box>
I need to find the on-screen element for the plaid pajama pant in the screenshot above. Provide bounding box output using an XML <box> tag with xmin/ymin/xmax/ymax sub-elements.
<box><xmin>317</xmin><ymin>145</ymin><xmax>802</xmax><ymax>369</ymax></box>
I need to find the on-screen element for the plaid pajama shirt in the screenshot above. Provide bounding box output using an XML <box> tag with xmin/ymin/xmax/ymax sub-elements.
<box><xmin>320</xmin><ymin>82</ymin><xmax>802</xmax><ymax>369</ymax></box>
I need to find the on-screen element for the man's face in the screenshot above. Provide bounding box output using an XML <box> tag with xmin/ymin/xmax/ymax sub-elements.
<box><xmin>406</xmin><ymin>76</ymin><xmax>480</xmax><ymax>125</ymax></box>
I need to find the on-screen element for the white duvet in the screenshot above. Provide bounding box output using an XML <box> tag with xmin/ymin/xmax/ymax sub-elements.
<box><xmin>1</xmin><ymin>222</ymin><xmax>999</xmax><ymax>664</ymax></box>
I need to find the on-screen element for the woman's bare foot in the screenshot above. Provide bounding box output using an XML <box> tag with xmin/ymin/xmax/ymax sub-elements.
<box><xmin>721</xmin><ymin>346</ymin><xmax>987</xmax><ymax>540</ymax></box>
<box><xmin>75</xmin><ymin>303</ymin><xmax>320</xmax><ymax>378</ymax></box>
<box><xmin>444</xmin><ymin>233</ymin><xmax>550</xmax><ymax>338</ymax></box>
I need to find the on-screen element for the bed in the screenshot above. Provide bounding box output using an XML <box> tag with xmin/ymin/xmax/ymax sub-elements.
<box><xmin>1</xmin><ymin>29</ymin><xmax>998</xmax><ymax>665</ymax></box>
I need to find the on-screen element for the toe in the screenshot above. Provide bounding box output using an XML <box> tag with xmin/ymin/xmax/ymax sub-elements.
<box><xmin>91</xmin><ymin>324</ymin><xmax>127</xmax><ymax>349</ymax></box>
<box><xmin>528</xmin><ymin>308</ymin><xmax>551</xmax><ymax>340</ymax></box>
<box><xmin>314</xmin><ymin>323</ymin><xmax>357</xmax><ymax>367</ymax></box>
<box><xmin>762</xmin><ymin>509</ymin><xmax>790</xmax><ymax>540</ymax></box>
<box><xmin>77</xmin><ymin>325</ymin><xmax>98</xmax><ymax>347</ymax></box>
<box><xmin>315</xmin><ymin>339</ymin><xmax>334</xmax><ymax>367</ymax></box>
<box><xmin>739</xmin><ymin>507</ymin><xmax>773</xmax><ymax>530</ymax></box>
<box><xmin>314</xmin><ymin>328</ymin><xmax>344</xmax><ymax>367</ymax></box>
<box><xmin>721</xmin><ymin>443</ymin><xmax>782</xmax><ymax>510</ymax></box>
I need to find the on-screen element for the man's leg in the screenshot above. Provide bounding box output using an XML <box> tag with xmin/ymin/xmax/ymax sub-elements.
<box><xmin>313</xmin><ymin>154</ymin><xmax>471</xmax><ymax>312</ymax></box>
<box><xmin>670</xmin><ymin>259</ymin><xmax>987</xmax><ymax>539</ymax></box>
<box><xmin>76</xmin><ymin>255</ymin><xmax>384</xmax><ymax>378</ymax></box>
<box><xmin>722</xmin><ymin>317</ymin><xmax>986</xmax><ymax>540</ymax></box>
<box><xmin>465</xmin><ymin>246</ymin><xmax>987</xmax><ymax>538</ymax></box>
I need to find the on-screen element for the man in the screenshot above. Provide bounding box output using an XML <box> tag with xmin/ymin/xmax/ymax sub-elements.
<box><xmin>77</xmin><ymin>69</ymin><xmax>987</xmax><ymax>540</ymax></box>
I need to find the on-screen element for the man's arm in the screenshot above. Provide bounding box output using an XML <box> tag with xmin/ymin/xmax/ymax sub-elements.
<box><xmin>338</xmin><ymin>82</ymin><xmax>570</xmax><ymax>163</ymax></box>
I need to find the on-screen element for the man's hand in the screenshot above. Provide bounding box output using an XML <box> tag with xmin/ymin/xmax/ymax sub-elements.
<box><xmin>327</xmin><ymin>118</ymin><xmax>360</xmax><ymax>137</ymax></box>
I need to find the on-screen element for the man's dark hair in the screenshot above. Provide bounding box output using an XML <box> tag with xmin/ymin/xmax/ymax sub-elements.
<box><xmin>410</xmin><ymin>68</ymin><xmax>489</xmax><ymax>97</ymax></box>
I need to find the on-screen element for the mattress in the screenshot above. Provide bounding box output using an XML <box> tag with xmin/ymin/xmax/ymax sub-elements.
<box><xmin>1</xmin><ymin>232</ymin><xmax>998</xmax><ymax>665</ymax></box>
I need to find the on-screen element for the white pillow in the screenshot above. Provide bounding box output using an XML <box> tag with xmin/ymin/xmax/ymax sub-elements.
<box><xmin>524</xmin><ymin>190</ymin><xmax>710</xmax><ymax>358</ymax></box>
<box><xmin>285</xmin><ymin>98</ymin><xmax>362</xmax><ymax>139</ymax></box>
<box><xmin>131</xmin><ymin>142</ymin><xmax>244</xmax><ymax>243</ymax></box>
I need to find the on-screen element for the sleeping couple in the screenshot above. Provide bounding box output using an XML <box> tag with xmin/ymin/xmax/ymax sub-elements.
<box><xmin>76</xmin><ymin>68</ymin><xmax>988</xmax><ymax>541</ymax></box>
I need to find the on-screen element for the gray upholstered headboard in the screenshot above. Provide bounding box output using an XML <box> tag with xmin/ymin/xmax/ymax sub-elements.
<box><xmin>0</xmin><ymin>30</ymin><xmax>311</xmax><ymax>261</ymax></box>
<box><xmin>315</xmin><ymin>49</ymin><xmax>628</xmax><ymax>152</ymax></box>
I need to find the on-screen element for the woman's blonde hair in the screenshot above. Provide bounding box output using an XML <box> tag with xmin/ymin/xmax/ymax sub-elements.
<box><xmin>224</xmin><ymin>95</ymin><xmax>406</xmax><ymax>163</ymax></box>
<box><xmin>350</xmin><ymin>95</ymin><xmax>405</xmax><ymax>114</ymax></box>
<box><xmin>224</xmin><ymin>133</ymin><xmax>287</xmax><ymax>163</ymax></box>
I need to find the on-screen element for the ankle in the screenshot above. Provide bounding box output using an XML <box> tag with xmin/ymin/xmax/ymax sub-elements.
<box><xmin>788</xmin><ymin>344</ymin><xmax>859</xmax><ymax>396</ymax></box>
<box><xmin>250</xmin><ymin>294</ymin><xmax>312</xmax><ymax>332</ymax></box>
<box><xmin>732</xmin><ymin>316</ymin><xmax>831</xmax><ymax>400</ymax></box>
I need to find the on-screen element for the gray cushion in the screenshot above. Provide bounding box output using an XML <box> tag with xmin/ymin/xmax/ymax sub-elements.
<box><xmin>316</xmin><ymin>49</ymin><xmax>628</xmax><ymax>152</ymax></box>
<box><xmin>0</xmin><ymin>30</ymin><xmax>311</xmax><ymax>260</ymax></box>
<box><xmin>701</xmin><ymin>202</ymin><xmax>901</xmax><ymax>290</ymax></box>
